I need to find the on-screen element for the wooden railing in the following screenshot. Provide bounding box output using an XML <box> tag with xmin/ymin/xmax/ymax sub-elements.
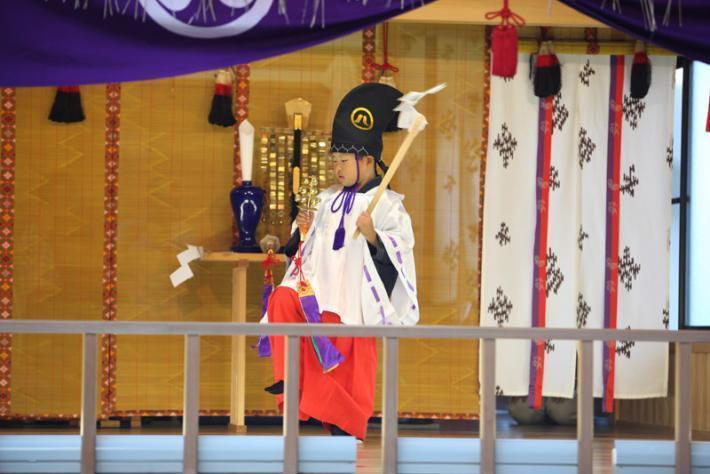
<box><xmin>2</xmin><ymin>320</ymin><xmax>710</xmax><ymax>474</ymax></box>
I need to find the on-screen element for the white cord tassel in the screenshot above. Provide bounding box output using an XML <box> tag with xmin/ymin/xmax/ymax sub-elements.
<box><xmin>308</xmin><ymin>0</ymin><xmax>325</xmax><ymax>28</ymax></box>
<box><xmin>601</xmin><ymin>0</ymin><xmax>623</xmax><ymax>13</ymax></box>
<box><xmin>278</xmin><ymin>0</ymin><xmax>290</xmax><ymax>23</ymax></box>
<box><xmin>640</xmin><ymin>0</ymin><xmax>657</xmax><ymax>32</ymax></box>
<box><xmin>663</xmin><ymin>0</ymin><xmax>682</xmax><ymax>26</ymax></box>
<box><xmin>189</xmin><ymin>0</ymin><xmax>216</xmax><ymax>23</ymax></box>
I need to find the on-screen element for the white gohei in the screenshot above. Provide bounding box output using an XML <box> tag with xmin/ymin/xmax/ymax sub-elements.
<box><xmin>169</xmin><ymin>244</ymin><xmax>204</xmax><ymax>287</ymax></box>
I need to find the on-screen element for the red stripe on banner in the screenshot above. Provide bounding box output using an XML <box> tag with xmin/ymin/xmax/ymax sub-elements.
<box><xmin>101</xmin><ymin>84</ymin><xmax>121</xmax><ymax>417</ymax></box>
<box><xmin>604</xmin><ymin>56</ymin><xmax>624</xmax><ymax>413</ymax></box>
<box><xmin>362</xmin><ymin>27</ymin><xmax>376</xmax><ymax>83</ymax></box>
<box><xmin>532</xmin><ymin>96</ymin><xmax>553</xmax><ymax>409</ymax></box>
<box><xmin>0</xmin><ymin>87</ymin><xmax>16</xmax><ymax>417</ymax></box>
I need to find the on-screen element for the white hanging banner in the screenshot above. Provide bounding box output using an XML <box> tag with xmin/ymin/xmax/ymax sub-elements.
<box><xmin>481</xmin><ymin>53</ymin><xmax>675</xmax><ymax>405</ymax></box>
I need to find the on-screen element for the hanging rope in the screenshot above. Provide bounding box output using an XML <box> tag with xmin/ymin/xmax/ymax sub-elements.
<box><xmin>371</xmin><ymin>22</ymin><xmax>399</xmax><ymax>75</ymax></box>
<box><xmin>485</xmin><ymin>0</ymin><xmax>526</xmax><ymax>78</ymax></box>
<box><xmin>484</xmin><ymin>0</ymin><xmax>526</xmax><ymax>29</ymax></box>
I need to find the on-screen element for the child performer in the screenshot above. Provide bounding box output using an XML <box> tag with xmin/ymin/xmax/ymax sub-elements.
<box><xmin>264</xmin><ymin>83</ymin><xmax>419</xmax><ymax>440</ymax></box>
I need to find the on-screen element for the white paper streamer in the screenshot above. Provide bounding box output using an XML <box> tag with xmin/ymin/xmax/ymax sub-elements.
<box><xmin>170</xmin><ymin>244</ymin><xmax>204</xmax><ymax>287</ymax></box>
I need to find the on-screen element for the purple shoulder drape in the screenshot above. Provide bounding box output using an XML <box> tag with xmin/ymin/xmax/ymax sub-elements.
<box><xmin>559</xmin><ymin>0</ymin><xmax>710</xmax><ymax>64</ymax></box>
<box><xmin>0</xmin><ymin>0</ymin><xmax>434</xmax><ymax>87</ymax></box>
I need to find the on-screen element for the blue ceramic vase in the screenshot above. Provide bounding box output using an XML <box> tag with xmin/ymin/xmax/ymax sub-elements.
<box><xmin>230</xmin><ymin>180</ymin><xmax>264</xmax><ymax>252</ymax></box>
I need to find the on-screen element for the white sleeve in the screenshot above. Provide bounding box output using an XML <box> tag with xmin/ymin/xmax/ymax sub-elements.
<box><xmin>363</xmin><ymin>191</ymin><xmax>419</xmax><ymax>326</ymax></box>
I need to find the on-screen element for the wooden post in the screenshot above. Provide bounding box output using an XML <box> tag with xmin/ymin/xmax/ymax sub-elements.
<box><xmin>382</xmin><ymin>337</ymin><xmax>399</xmax><ymax>473</ymax></box>
<box><xmin>283</xmin><ymin>335</ymin><xmax>300</xmax><ymax>474</ymax></box>
<box><xmin>577</xmin><ymin>340</ymin><xmax>593</xmax><ymax>473</ymax></box>
<box><xmin>80</xmin><ymin>334</ymin><xmax>98</xmax><ymax>474</ymax></box>
<box><xmin>480</xmin><ymin>338</ymin><xmax>496</xmax><ymax>473</ymax></box>
<box><xmin>675</xmin><ymin>341</ymin><xmax>691</xmax><ymax>474</ymax></box>
<box><xmin>183</xmin><ymin>335</ymin><xmax>200</xmax><ymax>474</ymax></box>
<box><xmin>230</xmin><ymin>262</ymin><xmax>248</xmax><ymax>431</ymax></box>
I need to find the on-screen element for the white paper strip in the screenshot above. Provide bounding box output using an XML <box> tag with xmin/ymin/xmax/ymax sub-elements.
<box><xmin>170</xmin><ymin>244</ymin><xmax>204</xmax><ymax>287</ymax></box>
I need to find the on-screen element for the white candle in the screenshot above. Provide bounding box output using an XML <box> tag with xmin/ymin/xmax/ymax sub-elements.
<box><xmin>238</xmin><ymin>119</ymin><xmax>255</xmax><ymax>182</ymax></box>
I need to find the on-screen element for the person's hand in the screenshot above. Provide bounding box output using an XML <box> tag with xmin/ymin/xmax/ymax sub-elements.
<box><xmin>356</xmin><ymin>211</ymin><xmax>377</xmax><ymax>245</ymax></box>
<box><xmin>296</xmin><ymin>210</ymin><xmax>313</xmax><ymax>232</ymax></box>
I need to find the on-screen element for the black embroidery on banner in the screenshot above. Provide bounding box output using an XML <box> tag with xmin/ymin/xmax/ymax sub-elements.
<box><xmin>549</xmin><ymin>166</ymin><xmax>560</xmax><ymax>191</ymax></box>
<box><xmin>619</xmin><ymin>246</ymin><xmax>641</xmax><ymax>291</ymax></box>
<box><xmin>495</xmin><ymin>222</ymin><xmax>511</xmax><ymax>246</ymax></box>
<box><xmin>544</xmin><ymin>340</ymin><xmax>556</xmax><ymax>353</ymax></box>
<box><xmin>492</xmin><ymin>123</ymin><xmax>518</xmax><ymax>168</ymax></box>
<box><xmin>578</xmin><ymin>226</ymin><xmax>590</xmax><ymax>251</ymax></box>
<box><xmin>546</xmin><ymin>248</ymin><xmax>564</xmax><ymax>297</ymax></box>
<box><xmin>488</xmin><ymin>287</ymin><xmax>513</xmax><ymax>327</ymax></box>
<box><xmin>620</xmin><ymin>164</ymin><xmax>639</xmax><ymax>197</ymax></box>
<box><xmin>623</xmin><ymin>94</ymin><xmax>646</xmax><ymax>130</ymax></box>
<box><xmin>615</xmin><ymin>326</ymin><xmax>636</xmax><ymax>359</ymax></box>
<box><xmin>579</xmin><ymin>59</ymin><xmax>596</xmax><ymax>86</ymax></box>
<box><xmin>577</xmin><ymin>293</ymin><xmax>591</xmax><ymax>328</ymax></box>
<box><xmin>552</xmin><ymin>92</ymin><xmax>569</xmax><ymax>133</ymax></box>
<box><xmin>663</xmin><ymin>305</ymin><xmax>670</xmax><ymax>330</ymax></box>
<box><xmin>578</xmin><ymin>127</ymin><xmax>596</xmax><ymax>169</ymax></box>
<box><xmin>666</xmin><ymin>144</ymin><xmax>673</xmax><ymax>169</ymax></box>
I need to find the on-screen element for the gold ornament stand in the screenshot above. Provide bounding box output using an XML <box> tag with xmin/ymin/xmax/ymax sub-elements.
<box><xmin>199</xmin><ymin>251</ymin><xmax>287</xmax><ymax>432</ymax></box>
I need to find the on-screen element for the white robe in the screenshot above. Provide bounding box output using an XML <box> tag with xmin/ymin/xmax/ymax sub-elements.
<box><xmin>277</xmin><ymin>184</ymin><xmax>419</xmax><ymax>326</ymax></box>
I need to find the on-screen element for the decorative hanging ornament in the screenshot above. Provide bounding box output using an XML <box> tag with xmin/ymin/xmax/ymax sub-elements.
<box><xmin>485</xmin><ymin>0</ymin><xmax>526</xmax><ymax>79</ymax></box>
<box><xmin>49</xmin><ymin>86</ymin><xmax>85</xmax><ymax>123</ymax></box>
<box><xmin>256</xmin><ymin>249</ymin><xmax>280</xmax><ymax>358</ymax></box>
<box><xmin>208</xmin><ymin>68</ymin><xmax>236</xmax><ymax>127</ymax></box>
<box><xmin>372</xmin><ymin>22</ymin><xmax>399</xmax><ymax>88</ymax></box>
<box><xmin>533</xmin><ymin>40</ymin><xmax>561</xmax><ymax>98</ymax></box>
<box><xmin>630</xmin><ymin>41</ymin><xmax>652</xmax><ymax>99</ymax></box>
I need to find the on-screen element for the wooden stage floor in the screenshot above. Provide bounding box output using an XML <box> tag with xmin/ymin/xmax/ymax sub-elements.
<box><xmin>3</xmin><ymin>412</ymin><xmax>709</xmax><ymax>473</ymax></box>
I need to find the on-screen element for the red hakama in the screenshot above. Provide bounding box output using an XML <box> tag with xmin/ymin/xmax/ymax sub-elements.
<box><xmin>267</xmin><ymin>286</ymin><xmax>377</xmax><ymax>440</ymax></box>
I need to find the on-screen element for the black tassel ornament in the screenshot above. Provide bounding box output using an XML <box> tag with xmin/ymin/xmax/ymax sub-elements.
<box><xmin>630</xmin><ymin>41</ymin><xmax>652</xmax><ymax>99</ymax></box>
<box><xmin>533</xmin><ymin>41</ymin><xmax>561</xmax><ymax>98</ymax></box>
<box><xmin>49</xmin><ymin>86</ymin><xmax>85</xmax><ymax>123</ymax></box>
<box><xmin>208</xmin><ymin>69</ymin><xmax>236</xmax><ymax>127</ymax></box>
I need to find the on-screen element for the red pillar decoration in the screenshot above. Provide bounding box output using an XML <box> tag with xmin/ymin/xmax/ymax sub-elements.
<box><xmin>101</xmin><ymin>83</ymin><xmax>121</xmax><ymax>417</ymax></box>
<box><xmin>232</xmin><ymin>64</ymin><xmax>251</xmax><ymax>245</ymax></box>
<box><xmin>0</xmin><ymin>87</ymin><xmax>16</xmax><ymax>417</ymax></box>
<box><xmin>477</xmin><ymin>28</ymin><xmax>492</xmax><ymax>340</ymax></box>
<box><xmin>362</xmin><ymin>26</ymin><xmax>376</xmax><ymax>83</ymax></box>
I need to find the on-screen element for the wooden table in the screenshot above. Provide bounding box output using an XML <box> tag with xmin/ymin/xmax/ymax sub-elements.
<box><xmin>200</xmin><ymin>252</ymin><xmax>287</xmax><ymax>431</ymax></box>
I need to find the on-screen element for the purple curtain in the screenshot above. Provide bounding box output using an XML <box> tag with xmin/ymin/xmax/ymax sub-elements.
<box><xmin>559</xmin><ymin>0</ymin><xmax>710</xmax><ymax>64</ymax></box>
<box><xmin>0</xmin><ymin>0</ymin><xmax>434</xmax><ymax>87</ymax></box>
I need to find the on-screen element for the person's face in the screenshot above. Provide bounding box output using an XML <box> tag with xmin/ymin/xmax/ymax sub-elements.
<box><xmin>332</xmin><ymin>152</ymin><xmax>361</xmax><ymax>187</ymax></box>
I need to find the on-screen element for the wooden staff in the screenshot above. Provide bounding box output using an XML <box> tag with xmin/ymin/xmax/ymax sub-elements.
<box><xmin>353</xmin><ymin>113</ymin><xmax>426</xmax><ymax>239</ymax></box>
